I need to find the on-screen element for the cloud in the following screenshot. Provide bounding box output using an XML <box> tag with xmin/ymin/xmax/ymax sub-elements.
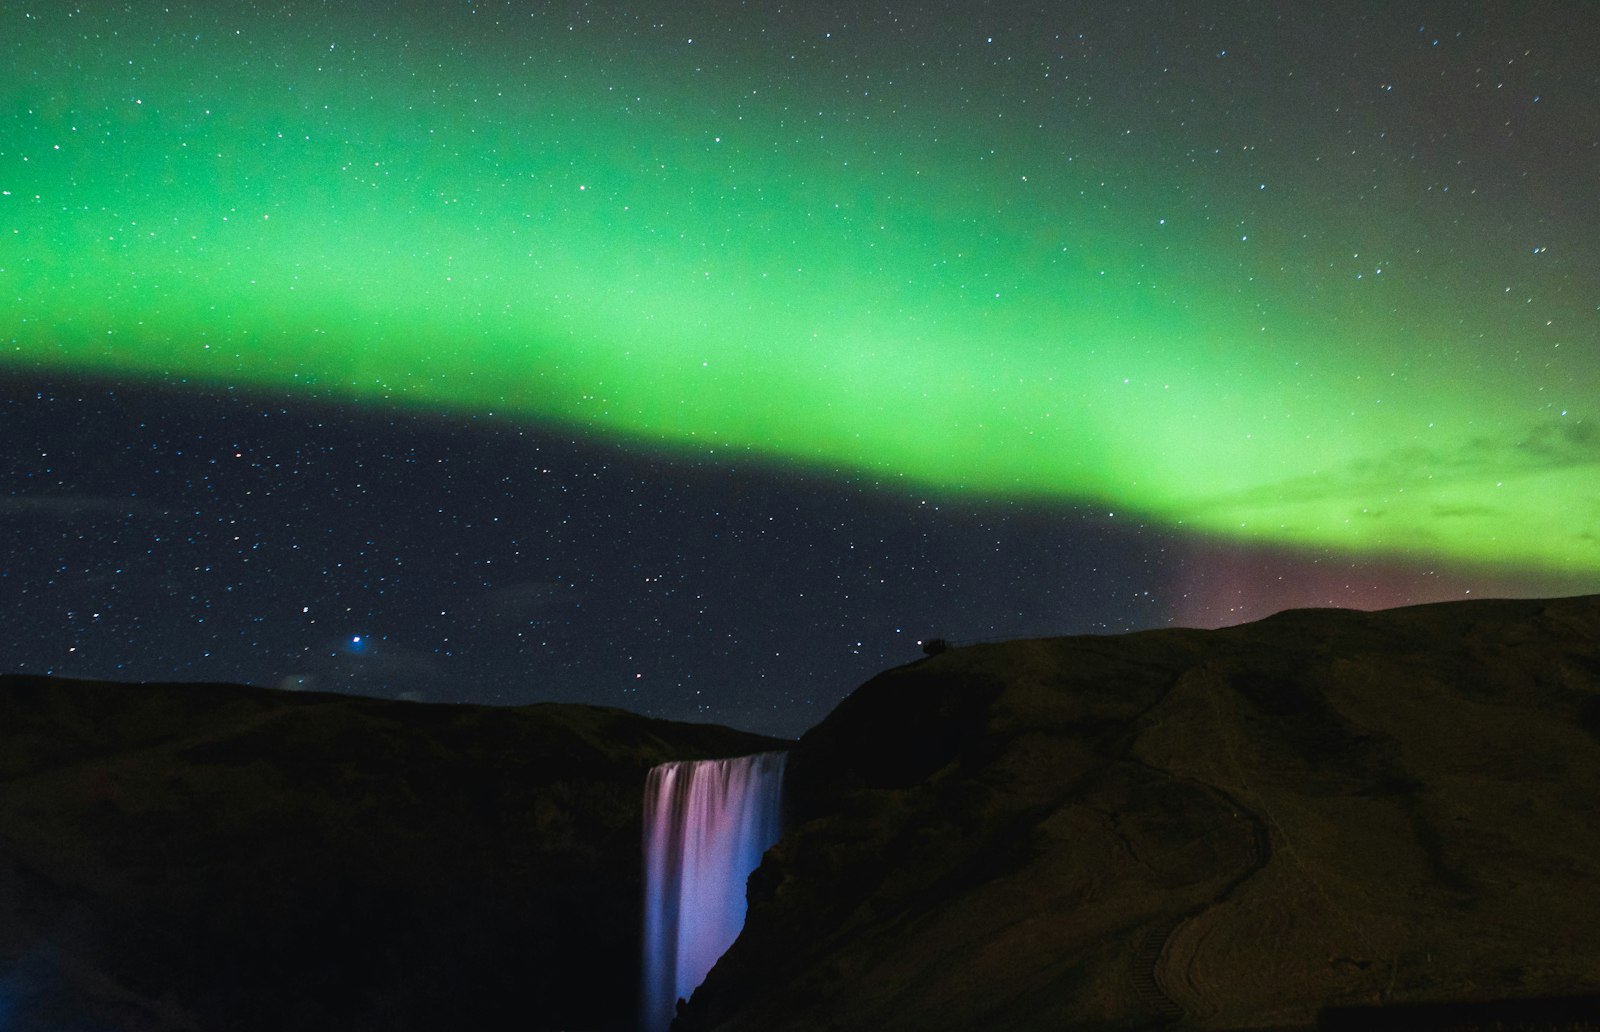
<box><xmin>1428</xmin><ymin>504</ymin><xmax>1496</xmax><ymax>520</ymax></box>
<box><xmin>1172</xmin><ymin>414</ymin><xmax>1600</xmax><ymax>571</ymax></box>
<box><xmin>1515</xmin><ymin>416</ymin><xmax>1599</xmax><ymax>465</ymax></box>
<box><xmin>464</xmin><ymin>579</ymin><xmax>579</xmax><ymax>635</ymax></box>
<box><xmin>1197</xmin><ymin>415</ymin><xmax>1599</xmax><ymax>516</ymax></box>
<box><xmin>0</xmin><ymin>494</ymin><xmax>172</xmax><ymax>521</ymax></box>
<box><xmin>477</xmin><ymin>580</ymin><xmax>566</xmax><ymax>615</ymax></box>
<box><xmin>315</xmin><ymin>637</ymin><xmax>442</xmax><ymax>688</ymax></box>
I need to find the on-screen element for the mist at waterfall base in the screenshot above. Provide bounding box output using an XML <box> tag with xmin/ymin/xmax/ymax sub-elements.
<box><xmin>641</xmin><ymin>753</ymin><xmax>787</xmax><ymax>1032</ymax></box>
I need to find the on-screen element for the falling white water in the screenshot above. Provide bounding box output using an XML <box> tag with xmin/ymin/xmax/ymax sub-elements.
<box><xmin>640</xmin><ymin>752</ymin><xmax>786</xmax><ymax>1032</ymax></box>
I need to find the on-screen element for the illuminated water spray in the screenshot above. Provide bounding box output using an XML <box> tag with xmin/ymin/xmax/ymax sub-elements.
<box><xmin>641</xmin><ymin>752</ymin><xmax>786</xmax><ymax>1032</ymax></box>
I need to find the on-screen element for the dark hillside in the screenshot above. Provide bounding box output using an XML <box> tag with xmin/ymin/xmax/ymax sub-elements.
<box><xmin>683</xmin><ymin>595</ymin><xmax>1600</xmax><ymax>1031</ymax></box>
<box><xmin>0</xmin><ymin>675</ymin><xmax>780</xmax><ymax>1031</ymax></box>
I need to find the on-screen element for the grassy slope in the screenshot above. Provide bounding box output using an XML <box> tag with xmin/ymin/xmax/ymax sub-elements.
<box><xmin>683</xmin><ymin>595</ymin><xmax>1600</xmax><ymax>1031</ymax></box>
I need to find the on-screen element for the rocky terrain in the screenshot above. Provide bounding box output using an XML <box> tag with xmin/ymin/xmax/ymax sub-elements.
<box><xmin>0</xmin><ymin>675</ymin><xmax>779</xmax><ymax>1031</ymax></box>
<box><xmin>681</xmin><ymin>594</ymin><xmax>1600</xmax><ymax>1031</ymax></box>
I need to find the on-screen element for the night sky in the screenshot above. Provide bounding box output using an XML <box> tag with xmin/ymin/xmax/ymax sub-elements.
<box><xmin>4</xmin><ymin>2</ymin><xmax>1597</xmax><ymax>738</ymax></box>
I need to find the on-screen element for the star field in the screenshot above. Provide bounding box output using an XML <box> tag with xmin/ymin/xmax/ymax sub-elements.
<box><xmin>3</xmin><ymin>2</ymin><xmax>1597</xmax><ymax>736</ymax></box>
<box><xmin>4</xmin><ymin>381</ymin><xmax>1197</xmax><ymax>736</ymax></box>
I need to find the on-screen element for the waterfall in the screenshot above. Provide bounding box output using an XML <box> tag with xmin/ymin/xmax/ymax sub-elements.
<box><xmin>640</xmin><ymin>751</ymin><xmax>786</xmax><ymax>1032</ymax></box>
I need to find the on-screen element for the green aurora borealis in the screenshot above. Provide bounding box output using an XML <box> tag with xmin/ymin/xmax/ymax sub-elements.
<box><xmin>5</xmin><ymin>2</ymin><xmax>1598</xmax><ymax>574</ymax></box>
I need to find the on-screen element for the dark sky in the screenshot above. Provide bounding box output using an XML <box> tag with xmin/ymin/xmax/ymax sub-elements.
<box><xmin>4</xmin><ymin>380</ymin><xmax>1179</xmax><ymax>736</ymax></box>
<box><xmin>4</xmin><ymin>2</ymin><xmax>1597</xmax><ymax>738</ymax></box>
